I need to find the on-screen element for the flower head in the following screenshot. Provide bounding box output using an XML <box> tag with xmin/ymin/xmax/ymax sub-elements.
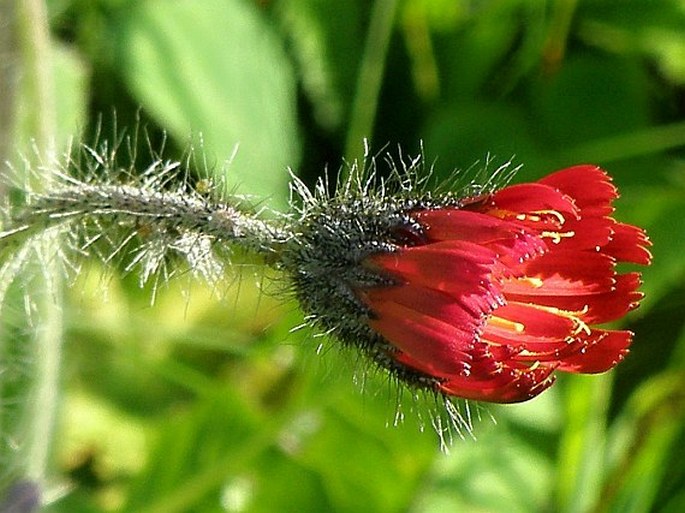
<box><xmin>286</xmin><ymin>165</ymin><xmax>651</xmax><ymax>403</ymax></box>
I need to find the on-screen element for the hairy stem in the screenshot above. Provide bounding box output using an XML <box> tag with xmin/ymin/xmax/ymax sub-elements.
<box><xmin>0</xmin><ymin>0</ymin><xmax>62</xmax><ymax>501</ymax></box>
<box><xmin>9</xmin><ymin>181</ymin><xmax>290</xmax><ymax>257</ymax></box>
<box><xmin>0</xmin><ymin>2</ymin><xmax>19</xmax><ymax>182</ymax></box>
<box><xmin>18</xmin><ymin>0</ymin><xmax>62</xmax><ymax>488</ymax></box>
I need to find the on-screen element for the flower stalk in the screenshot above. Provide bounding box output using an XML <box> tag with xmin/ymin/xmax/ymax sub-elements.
<box><xmin>0</xmin><ymin>0</ymin><xmax>61</xmax><ymax>506</ymax></box>
<box><xmin>1</xmin><ymin>143</ymin><xmax>292</xmax><ymax>304</ymax></box>
<box><xmin>7</xmin><ymin>180</ymin><xmax>289</xmax><ymax>257</ymax></box>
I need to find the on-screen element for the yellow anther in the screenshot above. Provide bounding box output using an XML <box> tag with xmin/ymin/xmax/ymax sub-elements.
<box><xmin>516</xmin><ymin>210</ymin><xmax>567</xmax><ymax>226</ymax></box>
<box><xmin>526</xmin><ymin>304</ymin><xmax>592</xmax><ymax>336</ymax></box>
<box><xmin>572</xmin><ymin>318</ymin><xmax>592</xmax><ymax>336</ymax></box>
<box><xmin>518</xmin><ymin>276</ymin><xmax>544</xmax><ymax>288</ymax></box>
<box><xmin>490</xmin><ymin>316</ymin><xmax>526</xmax><ymax>333</ymax></box>
<box><xmin>541</xmin><ymin>230</ymin><xmax>575</xmax><ymax>244</ymax></box>
<box><xmin>538</xmin><ymin>210</ymin><xmax>566</xmax><ymax>225</ymax></box>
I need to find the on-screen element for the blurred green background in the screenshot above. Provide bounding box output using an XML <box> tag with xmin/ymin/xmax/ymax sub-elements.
<box><xmin>2</xmin><ymin>0</ymin><xmax>685</xmax><ymax>512</ymax></box>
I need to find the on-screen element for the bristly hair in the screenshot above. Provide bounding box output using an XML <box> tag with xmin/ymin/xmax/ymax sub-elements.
<box><xmin>282</xmin><ymin>146</ymin><xmax>521</xmax><ymax>441</ymax></box>
<box><xmin>288</xmin><ymin>143</ymin><xmax>520</xmax><ymax>220</ymax></box>
<box><xmin>0</xmin><ymin>130</ymin><xmax>290</xmax><ymax>308</ymax></box>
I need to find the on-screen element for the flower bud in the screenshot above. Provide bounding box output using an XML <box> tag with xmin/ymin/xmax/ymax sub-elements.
<box><xmin>284</xmin><ymin>165</ymin><xmax>652</xmax><ymax>403</ymax></box>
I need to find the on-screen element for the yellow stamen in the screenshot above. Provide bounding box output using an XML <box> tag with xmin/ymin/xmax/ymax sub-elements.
<box><xmin>489</xmin><ymin>316</ymin><xmax>525</xmax><ymax>333</ymax></box>
<box><xmin>526</xmin><ymin>303</ymin><xmax>591</xmax><ymax>336</ymax></box>
<box><xmin>541</xmin><ymin>230</ymin><xmax>575</xmax><ymax>244</ymax></box>
<box><xmin>540</xmin><ymin>210</ymin><xmax>567</xmax><ymax>225</ymax></box>
<box><xmin>516</xmin><ymin>209</ymin><xmax>568</xmax><ymax>228</ymax></box>
<box><xmin>517</xmin><ymin>276</ymin><xmax>544</xmax><ymax>288</ymax></box>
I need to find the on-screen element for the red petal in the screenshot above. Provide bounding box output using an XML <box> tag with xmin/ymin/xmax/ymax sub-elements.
<box><xmin>550</xmin><ymin>216</ymin><xmax>614</xmax><ymax>251</ymax></box>
<box><xmin>481</xmin><ymin>303</ymin><xmax>601</xmax><ymax>368</ymax></box>
<box><xmin>538</xmin><ymin>165</ymin><xmax>617</xmax><ymax>216</ymax></box>
<box><xmin>482</xmin><ymin>302</ymin><xmax>577</xmax><ymax>349</ymax></box>
<box><xmin>555</xmin><ymin>330</ymin><xmax>632</xmax><ymax>373</ymax></box>
<box><xmin>364</xmin><ymin>283</ymin><xmax>491</xmax><ymax>328</ymax></box>
<box><xmin>368</xmin><ymin>241</ymin><xmax>504</xmax><ymax>306</ymax></box>
<box><xmin>505</xmin><ymin>250</ymin><xmax>617</xmax><ymax>295</ymax></box>
<box><xmin>438</xmin><ymin>361</ymin><xmax>557</xmax><ymax>403</ymax></box>
<box><xmin>414</xmin><ymin>209</ymin><xmax>547</xmax><ymax>266</ymax></box>
<box><xmin>603</xmin><ymin>223</ymin><xmax>653</xmax><ymax>265</ymax></box>
<box><xmin>366</xmin><ymin>293</ymin><xmax>478</xmax><ymax>378</ymax></box>
<box><xmin>414</xmin><ymin>209</ymin><xmax>514</xmax><ymax>242</ymax></box>
<box><xmin>486</xmin><ymin>183</ymin><xmax>579</xmax><ymax>218</ymax></box>
<box><xmin>504</xmin><ymin>272</ymin><xmax>643</xmax><ymax>324</ymax></box>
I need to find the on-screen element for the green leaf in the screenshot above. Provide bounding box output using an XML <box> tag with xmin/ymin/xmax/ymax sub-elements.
<box><xmin>412</xmin><ymin>419</ymin><xmax>555</xmax><ymax>513</ymax></box>
<box><xmin>14</xmin><ymin>41</ymin><xmax>89</xmax><ymax>155</ymax></box>
<box><xmin>124</xmin><ymin>386</ymin><xmax>264</xmax><ymax>513</ymax></box>
<box><xmin>437</xmin><ymin>9</ymin><xmax>521</xmax><ymax>100</ymax></box>
<box><xmin>578</xmin><ymin>0</ymin><xmax>685</xmax><ymax>84</ymax></box>
<box><xmin>294</xmin><ymin>387</ymin><xmax>435</xmax><ymax>513</ymax></box>
<box><xmin>603</xmin><ymin>366</ymin><xmax>685</xmax><ymax>513</ymax></box>
<box><xmin>115</xmin><ymin>0</ymin><xmax>300</xmax><ymax>209</ymax></box>
<box><xmin>277</xmin><ymin>0</ymin><xmax>366</xmax><ymax>131</ymax></box>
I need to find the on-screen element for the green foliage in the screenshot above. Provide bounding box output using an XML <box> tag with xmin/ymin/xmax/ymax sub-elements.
<box><xmin>114</xmin><ymin>0</ymin><xmax>299</xmax><ymax>210</ymax></box>
<box><xmin>3</xmin><ymin>0</ymin><xmax>685</xmax><ymax>511</ymax></box>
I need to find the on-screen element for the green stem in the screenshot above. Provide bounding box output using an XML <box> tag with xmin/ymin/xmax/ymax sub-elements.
<box><xmin>542</xmin><ymin>0</ymin><xmax>578</xmax><ymax>71</ymax></box>
<box><xmin>18</xmin><ymin>0</ymin><xmax>57</xmax><ymax>158</ymax></box>
<box><xmin>401</xmin><ymin>4</ymin><xmax>439</xmax><ymax>102</ymax></box>
<box><xmin>0</xmin><ymin>2</ymin><xmax>20</xmax><ymax>181</ymax></box>
<box><xmin>16</xmin><ymin>0</ymin><xmax>63</xmax><ymax>490</ymax></box>
<box><xmin>555</xmin><ymin>374</ymin><xmax>611</xmax><ymax>513</ymax></box>
<box><xmin>343</xmin><ymin>0</ymin><xmax>399</xmax><ymax>172</ymax></box>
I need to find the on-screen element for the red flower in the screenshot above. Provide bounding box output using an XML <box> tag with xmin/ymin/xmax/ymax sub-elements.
<box><xmin>359</xmin><ymin>166</ymin><xmax>651</xmax><ymax>403</ymax></box>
